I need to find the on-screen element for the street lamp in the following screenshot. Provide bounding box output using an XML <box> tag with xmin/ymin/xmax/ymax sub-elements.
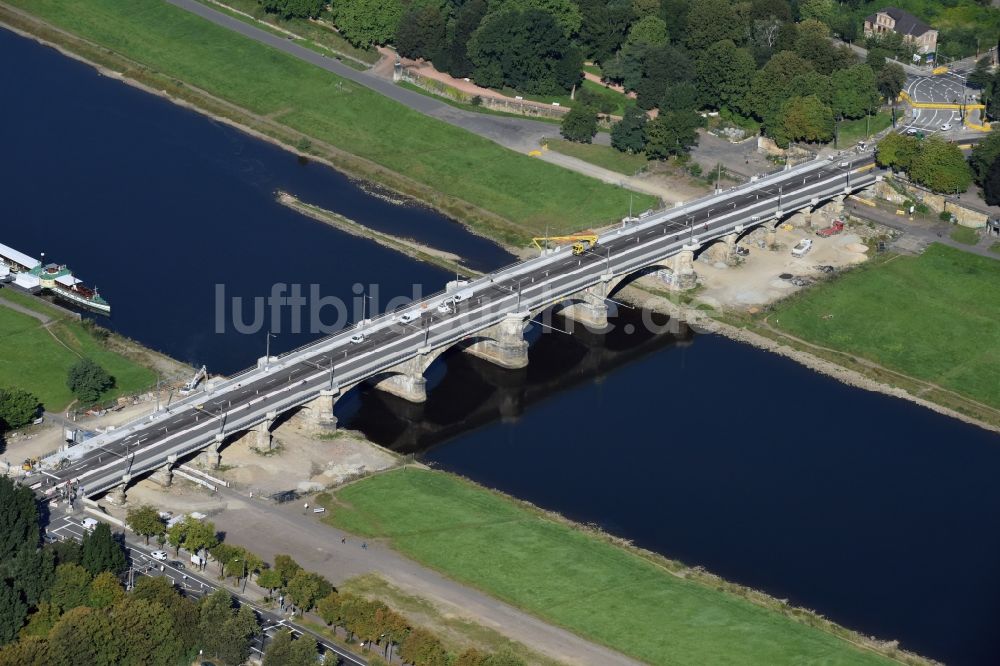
<box><xmin>264</xmin><ymin>332</ymin><xmax>276</xmax><ymax>368</ymax></box>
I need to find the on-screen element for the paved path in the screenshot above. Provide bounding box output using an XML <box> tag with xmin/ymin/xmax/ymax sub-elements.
<box><xmin>165</xmin><ymin>0</ymin><xmax>660</xmax><ymax>197</ymax></box>
<box><xmin>846</xmin><ymin>200</ymin><xmax>999</xmax><ymax>260</ymax></box>
<box><xmin>0</xmin><ymin>291</ymin><xmax>51</xmax><ymax>323</ymax></box>
<box><xmin>208</xmin><ymin>483</ymin><xmax>642</xmax><ymax>666</ymax></box>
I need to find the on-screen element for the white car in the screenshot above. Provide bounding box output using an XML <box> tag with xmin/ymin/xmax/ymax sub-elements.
<box><xmin>791</xmin><ymin>239</ymin><xmax>813</xmax><ymax>258</ymax></box>
<box><xmin>940</xmin><ymin>122</ymin><xmax>952</xmax><ymax>131</ymax></box>
<box><xmin>399</xmin><ymin>311</ymin><xmax>419</xmax><ymax>324</ymax></box>
<box><xmin>81</xmin><ymin>517</ymin><xmax>99</xmax><ymax>530</ymax></box>
<box><xmin>437</xmin><ymin>300</ymin><xmax>454</xmax><ymax>314</ymax></box>
<box><xmin>349</xmin><ymin>332</ymin><xmax>365</xmax><ymax>344</ymax></box>
<box><xmin>151</xmin><ymin>550</ymin><xmax>168</xmax><ymax>561</ymax></box>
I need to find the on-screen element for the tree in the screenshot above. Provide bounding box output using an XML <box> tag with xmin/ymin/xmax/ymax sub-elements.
<box><xmin>273</xmin><ymin>554</ymin><xmax>302</xmax><ymax>587</ymax></box>
<box><xmin>644</xmin><ymin>110</ymin><xmax>702</xmax><ymax>158</ymax></box>
<box><xmin>0</xmin><ymin>582</ymin><xmax>26</xmax><ymax>646</ymax></box>
<box><xmin>830</xmin><ymin>64</ymin><xmax>880</xmax><ymax>119</ymax></box>
<box><xmin>132</xmin><ymin>577</ymin><xmax>199</xmax><ymax>655</ymax></box>
<box><xmin>80</xmin><ymin>522</ymin><xmax>126</xmax><ymax>576</ymax></box>
<box><xmin>0</xmin><ymin>388</ymin><xmax>40</xmax><ymax>432</ymax></box>
<box><xmin>634</xmin><ymin>44</ymin><xmax>694</xmax><ymax>109</ymax></box>
<box><xmin>440</xmin><ymin>0</ymin><xmax>487</xmax><ymax>77</ymax></box>
<box><xmin>126</xmin><ymin>505</ymin><xmax>165</xmax><ymax>546</ymax></box>
<box><xmin>329</xmin><ymin>0</ymin><xmax>403</xmax><ymax>47</ymax></box>
<box><xmin>259</xmin><ymin>0</ymin><xmax>325</xmax><ymax>19</ymax></box>
<box><xmin>794</xmin><ymin>19</ymin><xmax>853</xmax><ymax>75</ymax></box>
<box><xmin>208</xmin><ymin>542</ymin><xmax>239</xmax><ymax>578</ymax></box>
<box><xmin>910</xmin><ymin>137</ymin><xmax>973</xmax><ymax>193</ymax></box>
<box><xmin>166</xmin><ymin>520</ymin><xmax>187</xmax><ymax>556</ymax></box>
<box><xmin>967</xmin><ymin>56</ymin><xmax>992</xmax><ymax>90</ymax></box>
<box><xmin>776</xmin><ymin>95</ymin><xmax>834</xmax><ymax>145</ymax></box>
<box><xmin>17</xmin><ymin>601</ymin><xmax>59</xmax><ymax>639</ymax></box>
<box><xmin>468</xmin><ymin>9</ymin><xmax>583</xmax><ymax>94</ymax></box>
<box><xmin>0</xmin><ymin>477</ymin><xmax>39</xmax><ymax>562</ymax></box>
<box><xmin>487</xmin><ymin>0</ymin><xmax>583</xmax><ymax>39</ymax></box>
<box><xmin>111</xmin><ymin>596</ymin><xmax>184</xmax><ymax>666</ymax></box>
<box><xmin>49</xmin><ymin>563</ymin><xmax>92</xmax><ymax>613</ymax></box>
<box><xmin>66</xmin><ymin>359</ymin><xmax>114</xmax><ymax>405</ymax></box>
<box><xmin>288</xmin><ymin>633</ymin><xmax>319</xmax><ymax>665</ymax></box>
<box><xmin>660</xmin><ymin>82</ymin><xmax>700</xmax><ymax>112</ymax></box>
<box><xmin>317</xmin><ymin>590</ymin><xmax>343</xmax><ymax>626</ymax></box>
<box><xmin>87</xmin><ymin>571</ymin><xmax>124</xmax><ymax>609</ymax></box>
<box><xmin>875</xmin><ymin>131</ymin><xmax>921</xmax><ymax>171</ymax></box>
<box><xmin>400</xmin><ymin>627</ymin><xmax>449</xmax><ymax>666</ymax></box>
<box><xmin>625</xmin><ymin>14</ymin><xmax>668</xmax><ymax>47</ymax></box>
<box><xmin>982</xmin><ymin>156</ymin><xmax>1000</xmax><ymax>205</ymax></box>
<box><xmin>747</xmin><ymin>50</ymin><xmax>814</xmax><ymax>122</ymax></box>
<box><xmin>3</xmin><ymin>546</ymin><xmax>54</xmax><ymax>609</ymax></box>
<box><xmin>695</xmin><ymin>39</ymin><xmax>756</xmax><ymax>110</ymax></box>
<box><xmin>797</xmin><ymin>0</ymin><xmax>833</xmax><ymax>24</ymax></box>
<box><xmin>181</xmin><ymin>518</ymin><xmax>217</xmax><ymax>557</ymax></box>
<box><xmin>611</xmin><ymin>106</ymin><xmax>648</xmax><ymax>153</ymax></box>
<box><xmin>395</xmin><ymin>2</ymin><xmax>446</xmax><ymax>61</ymax></box>
<box><xmin>286</xmin><ymin>570</ymin><xmax>333</xmax><ymax>611</ymax></box>
<box><xmin>0</xmin><ymin>635</ymin><xmax>49</xmax><ymax>666</ymax></box>
<box><xmin>684</xmin><ymin>0</ymin><xmax>751</xmax><ymax>51</ymax></box>
<box><xmin>560</xmin><ymin>105</ymin><xmax>599</xmax><ymax>143</ymax></box>
<box><xmin>46</xmin><ymin>606</ymin><xmax>116</xmax><ymax>666</ymax></box>
<box><xmin>257</xmin><ymin>567</ymin><xmax>283</xmax><ymax>595</ymax></box>
<box><xmin>576</xmin><ymin>0</ymin><xmax>632</xmax><ymax>63</ymax></box>
<box><xmin>263</xmin><ymin>629</ymin><xmax>294</xmax><ymax>666</ymax></box>
<box><xmin>876</xmin><ymin>63</ymin><xmax>906</xmax><ymax>103</ymax></box>
<box><xmin>968</xmin><ymin>130</ymin><xmax>1000</xmax><ymax>184</ymax></box>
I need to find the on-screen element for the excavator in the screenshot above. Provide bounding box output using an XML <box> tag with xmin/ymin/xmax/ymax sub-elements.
<box><xmin>531</xmin><ymin>234</ymin><xmax>599</xmax><ymax>256</ymax></box>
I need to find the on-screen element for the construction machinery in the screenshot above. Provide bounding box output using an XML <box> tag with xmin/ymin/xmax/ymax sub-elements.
<box><xmin>179</xmin><ymin>365</ymin><xmax>207</xmax><ymax>396</ymax></box>
<box><xmin>531</xmin><ymin>234</ymin><xmax>599</xmax><ymax>256</ymax></box>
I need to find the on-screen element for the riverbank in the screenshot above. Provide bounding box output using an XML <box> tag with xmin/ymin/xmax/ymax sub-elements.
<box><xmin>321</xmin><ymin>467</ymin><xmax>931</xmax><ymax>666</ymax></box>
<box><xmin>616</xmin><ymin>244</ymin><xmax>1000</xmax><ymax>434</ymax></box>
<box><xmin>0</xmin><ymin>287</ymin><xmax>184</xmax><ymax>412</ymax></box>
<box><xmin>0</xmin><ymin>1</ymin><xmax>654</xmax><ymax>246</ymax></box>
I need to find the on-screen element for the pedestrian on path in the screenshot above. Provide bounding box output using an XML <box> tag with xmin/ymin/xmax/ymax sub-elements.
<box><xmin>362</xmin><ymin>542</ymin><xmax>367</xmax><ymax>550</ymax></box>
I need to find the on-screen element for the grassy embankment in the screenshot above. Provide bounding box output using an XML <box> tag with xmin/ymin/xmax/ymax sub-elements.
<box><xmin>2</xmin><ymin>0</ymin><xmax>655</xmax><ymax>247</ymax></box>
<box><xmin>838</xmin><ymin>111</ymin><xmax>893</xmax><ymax>147</ymax></box>
<box><xmin>191</xmin><ymin>0</ymin><xmax>377</xmax><ymax>68</ymax></box>
<box><xmin>321</xmin><ymin>468</ymin><xmax>916</xmax><ymax>666</ymax></box>
<box><xmin>543</xmin><ymin>138</ymin><xmax>649</xmax><ymax>175</ymax></box>
<box><xmin>0</xmin><ymin>290</ymin><xmax>156</xmax><ymax>410</ymax></box>
<box><xmin>752</xmin><ymin>244</ymin><xmax>1000</xmax><ymax>418</ymax></box>
<box><xmin>950</xmin><ymin>225</ymin><xmax>979</xmax><ymax>245</ymax></box>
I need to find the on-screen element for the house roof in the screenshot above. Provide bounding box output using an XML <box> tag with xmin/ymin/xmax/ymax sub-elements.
<box><xmin>865</xmin><ymin>7</ymin><xmax>933</xmax><ymax>37</ymax></box>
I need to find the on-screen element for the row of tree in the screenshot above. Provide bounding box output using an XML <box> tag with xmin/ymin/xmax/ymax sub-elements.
<box><xmin>124</xmin><ymin>503</ymin><xmax>527</xmax><ymax>665</ymax></box>
<box><xmin>876</xmin><ymin>132</ymin><xmax>973</xmax><ymax>194</ymax></box>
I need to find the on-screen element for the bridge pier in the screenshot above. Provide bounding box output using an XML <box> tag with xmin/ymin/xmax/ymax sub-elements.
<box><xmin>307</xmin><ymin>389</ymin><xmax>339</xmax><ymax>431</ymax></box>
<box><xmin>373</xmin><ymin>348</ymin><xmax>444</xmax><ymax>403</ymax></box>
<box><xmin>150</xmin><ymin>462</ymin><xmax>174</xmax><ymax>488</ymax></box>
<box><xmin>105</xmin><ymin>474</ymin><xmax>131</xmax><ymax>506</ymax></box>
<box><xmin>198</xmin><ymin>436</ymin><xmax>222</xmax><ymax>470</ymax></box>
<box><xmin>253</xmin><ymin>412</ymin><xmax>278</xmax><ymax>453</ymax></box>
<box><xmin>670</xmin><ymin>246</ymin><xmax>698</xmax><ymax>290</ymax></box>
<box><xmin>465</xmin><ymin>312</ymin><xmax>530</xmax><ymax>369</ymax></box>
<box><xmin>562</xmin><ymin>276</ymin><xmax>614</xmax><ymax>331</ymax></box>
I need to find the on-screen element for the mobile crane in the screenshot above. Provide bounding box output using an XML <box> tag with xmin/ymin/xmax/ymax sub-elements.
<box><xmin>531</xmin><ymin>234</ymin><xmax>599</xmax><ymax>256</ymax></box>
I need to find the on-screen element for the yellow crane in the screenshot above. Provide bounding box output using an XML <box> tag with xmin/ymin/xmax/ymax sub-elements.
<box><xmin>531</xmin><ymin>234</ymin><xmax>599</xmax><ymax>256</ymax></box>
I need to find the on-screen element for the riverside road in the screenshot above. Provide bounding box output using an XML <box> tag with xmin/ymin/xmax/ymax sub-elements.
<box><xmin>37</xmin><ymin>153</ymin><xmax>877</xmax><ymax>497</ymax></box>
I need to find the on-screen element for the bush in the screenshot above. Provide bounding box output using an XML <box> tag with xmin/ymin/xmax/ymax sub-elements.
<box><xmin>939</xmin><ymin>210</ymin><xmax>954</xmax><ymax>222</ymax></box>
<box><xmin>470</xmin><ymin>95</ymin><xmax>482</xmax><ymax>107</ymax></box>
<box><xmin>0</xmin><ymin>387</ymin><xmax>41</xmax><ymax>431</ymax></box>
<box><xmin>560</xmin><ymin>105</ymin><xmax>599</xmax><ymax>143</ymax></box>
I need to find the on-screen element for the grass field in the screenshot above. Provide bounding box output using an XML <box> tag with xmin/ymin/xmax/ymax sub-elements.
<box><xmin>544</xmin><ymin>139</ymin><xmax>648</xmax><ymax>175</ymax></box>
<box><xmin>0</xmin><ymin>291</ymin><xmax>156</xmax><ymax>410</ymax></box>
<box><xmin>8</xmin><ymin>0</ymin><xmax>654</xmax><ymax>241</ymax></box>
<box><xmin>838</xmin><ymin>111</ymin><xmax>892</xmax><ymax>147</ymax></box>
<box><xmin>950</xmin><ymin>225</ymin><xmax>980</xmax><ymax>245</ymax></box>
<box><xmin>990</xmin><ymin>241</ymin><xmax>1000</xmax><ymax>254</ymax></box>
<box><xmin>324</xmin><ymin>469</ymin><xmax>892</xmax><ymax>666</ymax></box>
<box><xmin>768</xmin><ymin>244</ymin><xmax>1000</xmax><ymax>408</ymax></box>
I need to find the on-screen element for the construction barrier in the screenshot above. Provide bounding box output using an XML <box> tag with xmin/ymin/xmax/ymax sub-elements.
<box><xmin>898</xmin><ymin>91</ymin><xmax>983</xmax><ymax>110</ymax></box>
<box><xmin>932</xmin><ymin>66</ymin><xmax>949</xmax><ymax>75</ymax></box>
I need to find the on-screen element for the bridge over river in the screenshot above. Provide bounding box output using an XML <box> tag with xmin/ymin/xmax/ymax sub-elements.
<box><xmin>36</xmin><ymin>151</ymin><xmax>878</xmax><ymax>501</ymax></box>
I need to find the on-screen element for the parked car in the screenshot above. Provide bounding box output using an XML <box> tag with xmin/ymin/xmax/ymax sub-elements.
<box><xmin>81</xmin><ymin>518</ymin><xmax>99</xmax><ymax>530</ymax></box>
<box><xmin>151</xmin><ymin>550</ymin><xmax>168</xmax><ymax>561</ymax></box>
<box><xmin>940</xmin><ymin>122</ymin><xmax>952</xmax><ymax>131</ymax></box>
<box><xmin>791</xmin><ymin>239</ymin><xmax>813</xmax><ymax>257</ymax></box>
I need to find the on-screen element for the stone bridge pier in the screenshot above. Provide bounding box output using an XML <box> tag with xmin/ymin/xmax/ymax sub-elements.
<box><xmin>561</xmin><ymin>273</ymin><xmax>621</xmax><ymax>330</ymax></box>
<box><xmin>374</xmin><ymin>347</ymin><xmax>446</xmax><ymax>403</ymax></box>
<box><xmin>150</xmin><ymin>454</ymin><xmax>178</xmax><ymax>488</ymax></box>
<box><xmin>465</xmin><ymin>312</ymin><xmax>530</xmax><ymax>370</ymax></box>
<box><xmin>671</xmin><ymin>243</ymin><xmax>699</xmax><ymax>290</ymax></box>
<box><xmin>198</xmin><ymin>434</ymin><xmax>223</xmax><ymax>470</ymax></box>
<box><xmin>307</xmin><ymin>389</ymin><xmax>339</xmax><ymax>431</ymax></box>
<box><xmin>252</xmin><ymin>411</ymin><xmax>278</xmax><ymax>453</ymax></box>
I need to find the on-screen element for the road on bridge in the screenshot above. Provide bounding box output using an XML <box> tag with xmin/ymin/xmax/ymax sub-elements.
<box><xmin>36</xmin><ymin>154</ymin><xmax>878</xmax><ymax>497</ymax></box>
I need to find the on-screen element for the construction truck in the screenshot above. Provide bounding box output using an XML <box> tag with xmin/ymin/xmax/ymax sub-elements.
<box><xmin>179</xmin><ymin>365</ymin><xmax>207</xmax><ymax>396</ymax></box>
<box><xmin>531</xmin><ymin>234</ymin><xmax>599</xmax><ymax>256</ymax></box>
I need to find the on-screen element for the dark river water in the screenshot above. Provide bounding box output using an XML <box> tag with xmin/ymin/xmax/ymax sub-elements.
<box><xmin>3</xmin><ymin>29</ymin><xmax>999</xmax><ymax>665</ymax></box>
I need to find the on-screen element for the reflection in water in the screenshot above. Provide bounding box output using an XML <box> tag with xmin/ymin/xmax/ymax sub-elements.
<box><xmin>340</xmin><ymin>308</ymin><xmax>687</xmax><ymax>453</ymax></box>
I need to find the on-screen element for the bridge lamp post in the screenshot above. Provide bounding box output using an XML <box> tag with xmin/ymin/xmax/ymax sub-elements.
<box><xmin>233</xmin><ymin>557</ymin><xmax>247</xmax><ymax>593</ymax></box>
<box><xmin>265</xmin><ymin>332</ymin><xmax>277</xmax><ymax>368</ymax></box>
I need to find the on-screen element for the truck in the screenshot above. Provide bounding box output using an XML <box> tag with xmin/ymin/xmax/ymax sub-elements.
<box><xmin>816</xmin><ymin>220</ymin><xmax>845</xmax><ymax>237</ymax></box>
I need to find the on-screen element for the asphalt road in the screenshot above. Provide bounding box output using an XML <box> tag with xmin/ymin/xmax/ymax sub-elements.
<box><xmin>37</xmin><ymin>153</ymin><xmax>878</xmax><ymax>497</ymax></box>
<box><xmin>902</xmin><ymin>69</ymin><xmax>978</xmax><ymax>134</ymax></box>
<box><xmin>46</xmin><ymin>512</ymin><xmax>368</xmax><ymax>665</ymax></box>
<box><xmin>165</xmin><ymin>0</ymin><xmax>558</xmax><ymax>154</ymax></box>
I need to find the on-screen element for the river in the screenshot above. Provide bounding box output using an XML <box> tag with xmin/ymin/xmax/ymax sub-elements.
<box><xmin>3</xmin><ymin>28</ymin><xmax>999</xmax><ymax>665</ymax></box>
